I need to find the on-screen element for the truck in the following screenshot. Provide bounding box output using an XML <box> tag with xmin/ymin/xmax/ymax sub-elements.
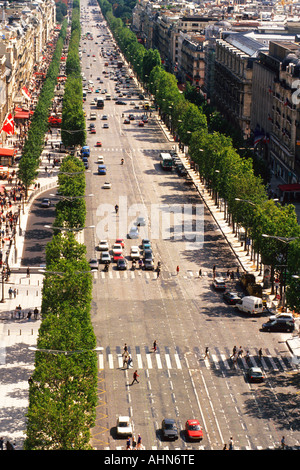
<box><xmin>240</xmin><ymin>272</ymin><xmax>262</xmax><ymax>297</ymax></box>
<box><xmin>97</xmin><ymin>98</ymin><xmax>104</xmax><ymax>109</ymax></box>
<box><xmin>160</xmin><ymin>152</ymin><xmax>173</xmax><ymax>170</ymax></box>
<box><xmin>81</xmin><ymin>146</ymin><xmax>90</xmax><ymax>158</ymax></box>
<box><xmin>236</xmin><ymin>296</ymin><xmax>264</xmax><ymax>315</ymax></box>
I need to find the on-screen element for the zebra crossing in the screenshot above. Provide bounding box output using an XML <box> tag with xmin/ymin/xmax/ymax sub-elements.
<box><xmin>93</xmin><ymin>269</ymin><xmax>208</xmax><ymax>280</ymax></box>
<box><xmin>98</xmin><ymin>345</ymin><xmax>296</xmax><ymax>373</ymax></box>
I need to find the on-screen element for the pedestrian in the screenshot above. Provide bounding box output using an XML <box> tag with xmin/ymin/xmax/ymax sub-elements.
<box><xmin>238</xmin><ymin>346</ymin><xmax>243</xmax><ymax>357</ymax></box>
<box><xmin>8</xmin><ymin>287</ymin><xmax>12</xmax><ymax>299</ymax></box>
<box><xmin>258</xmin><ymin>348</ymin><xmax>263</xmax><ymax>361</ymax></box>
<box><xmin>157</xmin><ymin>267</ymin><xmax>160</xmax><ymax>277</ymax></box>
<box><xmin>123</xmin><ymin>343</ymin><xmax>128</xmax><ymax>354</ymax></box>
<box><xmin>245</xmin><ymin>350</ymin><xmax>250</xmax><ymax>364</ymax></box>
<box><xmin>198</xmin><ymin>268</ymin><xmax>202</xmax><ymax>277</ymax></box>
<box><xmin>13</xmin><ymin>288</ymin><xmax>17</xmax><ymax>298</ymax></box>
<box><xmin>204</xmin><ymin>346</ymin><xmax>209</xmax><ymax>359</ymax></box>
<box><xmin>230</xmin><ymin>346</ymin><xmax>237</xmax><ymax>359</ymax></box>
<box><xmin>153</xmin><ymin>340</ymin><xmax>157</xmax><ymax>352</ymax></box>
<box><xmin>131</xmin><ymin>434</ymin><xmax>136</xmax><ymax>449</ymax></box>
<box><xmin>222</xmin><ymin>443</ymin><xmax>227</xmax><ymax>450</ymax></box>
<box><xmin>33</xmin><ymin>307</ymin><xmax>39</xmax><ymax>320</ymax></box>
<box><xmin>176</xmin><ymin>265</ymin><xmax>179</xmax><ymax>275</ymax></box>
<box><xmin>131</xmin><ymin>370</ymin><xmax>139</xmax><ymax>385</ymax></box>
<box><xmin>213</xmin><ymin>265</ymin><xmax>216</xmax><ymax>278</ymax></box>
<box><xmin>26</xmin><ymin>266</ymin><xmax>30</xmax><ymax>277</ymax></box>
<box><xmin>137</xmin><ymin>434</ymin><xmax>142</xmax><ymax>450</ymax></box>
<box><xmin>27</xmin><ymin>309</ymin><xmax>32</xmax><ymax>320</ymax></box>
<box><xmin>0</xmin><ymin>437</ymin><xmax>3</xmax><ymax>450</ymax></box>
<box><xmin>127</xmin><ymin>355</ymin><xmax>132</xmax><ymax>368</ymax></box>
<box><xmin>228</xmin><ymin>437</ymin><xmax>234</xmax><ymax>450</ymax></box>
<box><xmin>126</xmin><ymin>436</ymin><xmax>131</xmax><ymax>450</ymax></box>
<box><xmin>281</xmin><ymin>436</ymin><xmax>285</xmax><ymax>450</ymax></box>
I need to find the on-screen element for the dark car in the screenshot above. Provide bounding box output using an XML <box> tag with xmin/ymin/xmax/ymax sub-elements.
<box><xmin>223</xmin><ymin>291</ymin><xmax>241</xmax><ymax>305</ymax></box>
<box><xmin>162</xmin><ymin>419</ymin><xmax>178</xmax><ymax>440</ymax></box>
<box><xmin>262</xmin><ymin>319</ymin><xmax>295</xmax><ymax>332</ymax></box>
<box><xmin>144</xmin><ymin>259</ymin><xmax>154</xmax><ymax>271</ymax></box>
<box><xmin>115</xmin><ymin>100</ymin><xmax>126</xmax><ymax>105</ymax></box>
<box><xmin>143</xmin><ymin>249</ymin><xmax>153</xmax><ymax>261</ymax></box>
<box><xmin>117</xmin><ymin>258</ymin><xmax>127</xmax><ymax>270</ymax></box>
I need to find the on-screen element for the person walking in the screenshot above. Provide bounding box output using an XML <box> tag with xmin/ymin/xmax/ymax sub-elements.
<box><xmin>212</xmin><ymin>265</ymin><xmax>216</xmax><ymax>279</ymax></box>
<box><xmin>281</xmin><ymin>436</ymin><xmax>285</xmax><ymax>450</ymax></box>
<box><xmin>258</xmin><ymin>348</ymin><xmax>263</xmax><ymax>361</ymax></box>
<box><xmin>238</xmin><ymin>346</ymin><xmax>243</xmax><ymax>357</ymax></box>
<box><xmin>198</xmin><ymin>268</ymin><xmax>202</xmax><ymax>277</ymax></box>
<box><xmin>230</xmin><ymin>346</ymin><xmax>237</xmax><ymax>359</ymax></box>
<box><xmin>176</xmin><ymin>265</ymin><xmax>179</xmax><ymax>275</ymax></box>
<box><xmin>157</xmin><ymin>267</ymin><xmax>160</xmax><ymax>277</ymax></box>
<box><xmin>126</xmin><ymin>436</ymin><xmax>131</xmax><ymax>450</ymax></box>
<box><xmin>131</xmin><ymin>370</ymin><xmax>139</xmax><ymax>385</ymax></box>
<box><xmin>8</xmin><ymin>287</ymin><xmax>12</xmax><ymax>299</ymax></box>
<box><xmin>137</xmin><ymin>434</ymin><xmax>142</xmax><ymax>450</ymax></box>
<box><xmin>153</xmin><ymin>340</ymin><xmax>157</xmax><ymax>352</ymax></box>
<box><xmin>228</xmin><ymin>437</ymin><xmax>234</xmax><ymax>450</ymax></box>
<box><xmin>204</xmin><ymin>347</ymin><xmax>209</xmax><ymax>359</ymax></box>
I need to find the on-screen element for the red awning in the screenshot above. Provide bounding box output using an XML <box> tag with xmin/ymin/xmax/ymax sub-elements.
<box><xmin>14</xmin><ymin>111</ymin><xmax>30</xmax><ymax>119</ymax></box>
<box><xmin>278</xmin><ymin>184</ymin><xmax>300</xmax><ymax>192</ymax></box>
<box><xmin>0</xmin><ymin>148</ymin><xmax>17</xmax><ymax>157</ymax></box>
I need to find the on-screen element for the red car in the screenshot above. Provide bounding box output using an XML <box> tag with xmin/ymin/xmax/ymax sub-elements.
<box><xmin>185</xmin><ymin>419</ymin><xmax>203</xmax><ymax>441</ymax></box>
<box><xmin>96</xmin><ymin>141</ymin><xmax>102</xmax><ymax>147</ymax></box>
<box><xmin>115</xmin><ymin>238</ymin><xmax>125</xmax><ymax>248</ymax></box>
<box><xmin>138</xmin><ymin>121</ymin><xmax>144</xmax><ymax>127</ymax></box>
<box><xmin>90</xmin><ymin>128</ymin><xmax>96</xmax><ymax>134</ymax></box>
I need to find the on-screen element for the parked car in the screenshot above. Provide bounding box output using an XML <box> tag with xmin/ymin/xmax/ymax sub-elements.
<box><xmin>223</xmin><ymin>291</ymin><xmax>241</xmax><ymax>305</ymax></box>
<box><xmin>162</xmin><ymin>419</ymin><xmax>178</xmax><ymax>440</ymax></box>
<box><xmin>103</xmin><ymin>181</ymin><xmax>111</xmax><ymax>189</ymax></box>
<box><xmin>212</xmin><ymin>278</ymin><xmax>226</xmax><ymax>291</ymax></box>
<box><xmin>262</xmin><ymin>319</ymin><xmax>295</xmax><ymax>332</ymax></box>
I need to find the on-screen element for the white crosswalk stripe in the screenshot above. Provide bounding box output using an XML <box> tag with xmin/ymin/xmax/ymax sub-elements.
<box><xmin>100</xmin><ymin>346</ymin><xmax>295</xmax><ymax>373</ymax></box>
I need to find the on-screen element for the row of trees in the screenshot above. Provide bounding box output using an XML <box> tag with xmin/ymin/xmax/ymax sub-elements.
<box><xmin>100</xmin><ymin>0</ymin><xmax>300</xmax><ymax>312</ymax></box>
<box><xmin>61</xmin><ymin>0</ymin><xmax>86</xmax><ymax>148</ymax></box>
<box><xmin>18</xmin><ymin>21</ymin><xmax>67</xmax><ymax>197</ymax></box>
<box><xmin>24</xmin><ymin>2</ymin><xmax>98</xmax><ymax>450</ymax></box>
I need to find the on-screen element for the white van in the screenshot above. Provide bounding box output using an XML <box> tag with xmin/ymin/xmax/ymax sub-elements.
<box><xmin>236</xmin><ymin>296</ymin><xmax>264</xmax><ymax>315</ymax></box>
<box><xmin>106</xmin><ymin>94</ymin><xmax>111</xmax><ymax>100</ymax></box>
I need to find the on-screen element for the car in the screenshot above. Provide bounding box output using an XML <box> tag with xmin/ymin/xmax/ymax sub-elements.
<box><xmin>97</xmin><ymin>155</ymin><xmax>104</xmax><ymax>164</ymax></box>
<box><xmin>116</xmin><ymin>416</ymin><xmax>132</xmax><ymax>437</ymax></box>
<box><xmin>262</xmin><ymin>319</ymin><xmax>295</xmax><ymax>332</ymax></box>
<box><xmin>96</xmin><ymin>141</ymin><xmax>102</xmax><ymax>147</ymax></box>
<box><xmin>135</xmin><ymin>216</ymin><xmax>146</xmax><ymax>227</ymax></box>
<box><xmin>124</xmin><ymin>118</ymin><xmax>130</xmax><ymax>124</ymax></box>
<box><xmin>138</xmin><ymin>121</ymin><xmax>144</xmax><ymax>127</ymax></box>
<box><xmin>269</xmin><ymin>312</ymin><xmax>295</xmax><ymax>322</ymax></box>
<box><xmin>100</xmin><ymin>251</ymin><xmax>111</xmax><ymax>264</ymax></box>
<box><xmin>130</xmin><ymin>246</ymin><xmax>140</xmax><ymax>260</ymax></box>
<box><xmin>162</xmin><ymin>419</ymin><xmax>178</xmax><ymax>440</ymax></box>
<box><xmin>128</xmin><ymin>226</ymin><xmax>139</xmax><ymax>239</ymax></box>
<box><xmin>129</xmin><ymin>114</ymin><xmax>135</xmax><ymax>120</ymax></box>
<box><xmin>115</xmin><ymin>100</ymin><xmax>126</xmax><ymax>105</ymax></box>
<box><xmin>101</xmin><ymin>114</ymin><xmax>108</xmax><ymax>120</ymax></box>
<box><xmin>89</xmin><ymin>258</ymin><xmax>99</xmax><ymax>270</ymax></box>
<box><xmin>83</xmin><ymin>161</ymin><xmax>89</xmax><ymax>169</ymax></box>
<box><xmin>223</xmin><ymin>291</ymin><xmax>241</xmax><ymax>305</ymax></box>
<box><xmin>144</xmin><ymin>259</ymin><xmax>154</xmax><ymax>270</ymax></box>
<box><xmin>212</xmin><ymin>278</ymin><xmax>226</xmax><ymax>291</ymax></box>
<box><xmin>142</xmin><ymin>239</ymin><xmax>151</xmax><ymax>250</ymax></box>
<box><xmin>103</xmin><ymin>181</ymin><xmax>111</xmax><ymax>189</ymax></box>
<box><xmin>40</xmin><ymin>198</ymin><xmax>51</xmax><ymax>208</ymax></box>
<box><xmin>142</xmin><ymin>115</ymin><xmax>148</xmax><ymax>123</ymax></box>
<box><xmin>143</xmin><ymin>249</ymin><xmax>153</xmax><ymax>261</ymax></box>
<box><xmin>103</xmin><ymin>123</ymin><xmax>109</xmax><ymax>128</ymax></box>
<box><xmin>90</xmin><ymin>128</ymin><xmax>96</xmax><ymax>134</ymax></box>
<box><xmin>98</xmin><ymin>240</ymin><xmax>109</xmax><ymax>251</ymax></box>
<box><xmin>115</xmin><ymin>238</ymin><xmax>125</xmax><ymax>248</ymax></box>
<box><xmin>247</xmin><ymin>367</ymin><xmax>264</xmax><ymax>383</ymax></box>
<box><xmin>117</xmin><ymin>258</ymin><xmax>127</xmax><ymax>270</ymax></box>
<box><xmin>185</xmin><ymin>419</ymin><xmax>203</xmax><ymax>441</ymax></box>
<box><xmin>112</xmin><ymin>243</ymin><xmax>123</xmax><ymax>261</ymax></box>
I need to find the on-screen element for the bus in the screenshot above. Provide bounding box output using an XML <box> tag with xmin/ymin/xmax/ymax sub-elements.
<box><xmin>97</xmin><ymin>98</ymin><xmax>104</xmax><ymax>109</ymax></box>
<box><xmin>160</xmin><ymin>152</ymin><xmax>173</xmax><ymax>170</ymax></box>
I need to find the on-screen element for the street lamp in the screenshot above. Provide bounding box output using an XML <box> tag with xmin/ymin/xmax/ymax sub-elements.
<box><xmin>49</xmin><ymin>193</ymin><xmax>94</xmax><ymax>201</ymax></box>
<box><xmin>44</xmin><ymin>224</ymin><xmax>95</xmax><ymax>232</ymax></box>
<box><xmin>28</xmin><ymin>346</ymin><xmax>103</xmax><ymax>355</ymax></box>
